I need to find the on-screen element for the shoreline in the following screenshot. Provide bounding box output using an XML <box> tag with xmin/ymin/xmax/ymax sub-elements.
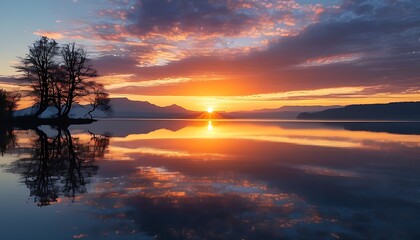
<box><xmin>1</xmin><ymin>116</ymin><xmax>97</xmax><ymax>129</ymax></box>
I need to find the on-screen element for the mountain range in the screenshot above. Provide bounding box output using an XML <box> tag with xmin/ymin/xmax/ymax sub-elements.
<box><xmin>15</xmin><ymin>98</ymin><xmax>334</xmax><ymax>119</ymax></box>
<box><xmin>15</xmin><ymin>98</ymin><xmax>420</xmax><ymax>120</ymax></box>
<box><xmin>15</xmin><ymin>98</ymin><xmax>201</xmax><ymax>119</ymax></box>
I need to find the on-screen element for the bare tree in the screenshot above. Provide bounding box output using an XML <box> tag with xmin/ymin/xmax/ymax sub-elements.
<box><xmin>49</xmin><ymin>66</ymin><xmax>67</xmax><ymax>118</ymax></box>
<box><xmin>0</xmin><ymin>90</ymin><xmax>9</xmax><ymax>119</ymax></box>
<box><xmin>60</xmin><ymin>43</ymin><xmax>98</xmax><ymax>118</ymax></box>
<box><xmin>0</xmin><ymin>89</ymin><xmax>20</xmax><ymax>120</ymax></box>
<box><xmin>85</xmin><ymin>82</ymin><xmax>112</xmax><ymax>119</ymax></box>
<box><xmin>15</xmin><ymin>36</ymin><xmax>59</xmax><ymax>117</ymax></box>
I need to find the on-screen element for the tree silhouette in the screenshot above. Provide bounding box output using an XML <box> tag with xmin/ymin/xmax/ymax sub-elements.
<box><xmin>15</xmin><ymin>37</ymin><xmax>110</xmax><ymax>119</ymax></box>
<box><xmin>85</xmin><ymin>83</ymin><xmax>112</xmax><ymax>119</ymax></box>
<box><xmin>0</xmin><ymin>89</ymin><xmax>20</xmax><ymax>121</ymax></box>
<box><xmin>15</xmin><ymin>37</ymin><xmax>59</xmax><ymax>117</ymax></box>
<box><xmin>59</xmin><ymin>43</ymin><xmax>100</xmax><ymax>118</ymax></box>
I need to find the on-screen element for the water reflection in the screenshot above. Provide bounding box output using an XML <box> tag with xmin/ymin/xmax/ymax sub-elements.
<box><xmin>90</xmin><ymin>120</ymin><xmax>420</xmax><ymax>161</ymax></box>
<box><xmin>88</xmin><ymin>165</ymin><xmax>324</xmax><ymax>239</ymax></box>
<box><xmin>207</xmin><ymin>120</ymin><xmax>213</xmax><ymax>131</ymax></box>
<box><xmin>0</xmin><ymin>127</ymin><xmax>16</xmax><ymax>156</ymax></box>
<box><xmin>1</xmin><ymin>120</ymin><xmax>420</xmax><ymax>239</ymax></box>
<box><xmin>325</xmin><ymin>121</ymin><xmax>420</xmax><ymax>135</ymax></box>
<box><xmin>6</xmin><ymin>127</ymin><xmax>109</xmax><ymax>206</ymax></box>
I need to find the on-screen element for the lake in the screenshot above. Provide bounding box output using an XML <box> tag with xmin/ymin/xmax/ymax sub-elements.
<box><xmin>1</xmin><ymin>119</ymin><xmax>420</xmax><ymax>239</ymax></box>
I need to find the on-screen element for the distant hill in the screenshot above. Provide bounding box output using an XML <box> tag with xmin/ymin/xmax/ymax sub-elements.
<box><xmin>15</xmin><ymin>98</ymin><xmax>340</xmax><ymax>119</ymax></box>
<box><xmin>224</xmin><ymin>106</ymin><xmax>337</xmax><ymax>119</ymax></box>
<box><xmin>15</xmin><ymin>98</ymin><xmax>201</xmax><ymax>119</ymax></box>
<box><xmin>104</xmin><ymin>98</ymin><xmax>201</xmax><ymax>118</ymax></box>
<box><xmin>297</xmin><ymin>102</ymin><xmax>420</xmax><ymax>120</ymax></box>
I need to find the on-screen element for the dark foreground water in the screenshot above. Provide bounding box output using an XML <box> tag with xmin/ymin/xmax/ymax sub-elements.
<box><xmin>1</xmin><ymin>120</ymin><xmax>420</xmax><ymax>239</ymax></box>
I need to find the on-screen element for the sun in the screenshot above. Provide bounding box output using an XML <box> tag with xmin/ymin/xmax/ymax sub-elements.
<box><xmin>207</xmin><ymin>107</ymin><xmax>214</xmax><ymax>113</ymax></box>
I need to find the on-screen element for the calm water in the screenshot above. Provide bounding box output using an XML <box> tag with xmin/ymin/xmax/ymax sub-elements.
<box><xmin>1</xmin><ymin>120</ymin><xmax>420</xmax><ymax>239</ymax></box>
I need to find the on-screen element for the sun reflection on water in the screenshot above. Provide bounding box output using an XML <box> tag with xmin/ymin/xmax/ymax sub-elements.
<box><xmin>207</xmin><ymin>121</ymin><xmax>213</xmax><ymax>131</ymax></box>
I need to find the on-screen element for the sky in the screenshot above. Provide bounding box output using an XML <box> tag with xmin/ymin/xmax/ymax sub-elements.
<box><xmin>0</xmin><ymin>0</ymin><xmax>419</xmax><ymax>111</ymax></box>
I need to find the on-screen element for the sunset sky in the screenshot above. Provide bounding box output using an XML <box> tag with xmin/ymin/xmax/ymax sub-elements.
<box><xmin>1</xmin><ymin>0</ymin><xmax>419</xmax><ymax>111</ymax></box>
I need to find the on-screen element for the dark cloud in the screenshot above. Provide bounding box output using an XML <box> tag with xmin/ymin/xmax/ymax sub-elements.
<box><xmin>96</xmin><ymin>0</ymin><xmax>420</xmax><ymax>95</ymax></box>
<box><xmin>93</xmin><ymin>55</ymin><xmax>140</xmax><ymax>75</ymax></box>
<box><xmin>0</xmin><ymin>76</ymin><xmax>32</xmax><ymax>94</ymax></box>
<box><xmin>0</xmin><ymin>76</ymin><xmax>20</xmax><ymax>85</ymax></box>
<box><xmin>125</xmin><ymin>0</ymin><xmax>257</xmax><ymax>36</ymax></box>
<box><xmin>85</xmin><ymin>0</ymin><xmax>321</xmax><ymax>67</ymax></box>
<box><xmin>95</xmin><ymin>0</ymin><xmax>302</xmax><ymax>38</ymax></box>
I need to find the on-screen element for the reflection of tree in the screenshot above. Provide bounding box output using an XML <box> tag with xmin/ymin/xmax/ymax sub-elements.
<box><xmin>0</xmin><ymin>127</ymin><xmax>16</xmax><ymax>156</ymax></box>
<box><xmin>8</xmin><ymin>128</ymin><xmax>109</xmax><ymax>206</ymax></box>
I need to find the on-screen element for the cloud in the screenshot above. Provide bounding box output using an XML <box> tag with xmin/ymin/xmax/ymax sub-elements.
<box><xmin>106</xmin><ymin>76</ymin><xmax>195</xmax><ymax>89</ymax></box>
<box><xmin>0</xmin><ymin>76</ymin><xmax>32</xmax><ymax>93</ymax></box>
<box><xmin>228</xmin><ymin>87</ymin><xmax>371</xmax><ymax>101</ymax></box>
<box><xmin>14</xmin><ymin>0</ymin><xmax>420</xmax><ymax>105</ymax></box>
<box><xmin>294</xmin><ymin>53</ymin><xmax>365</xmax><ymax>67</ymax></box>
<box><xmin>56</xmin><ymin>0</ymin><xmax>325</xmax><ymax>66</ymax></box>
<box><xmin>0</xmin><ymin>76</ymin><xmax>20</xmax><ymax>85</ymax></box>
<box><xmin>33</xmin><ymin>30</ymin><xmax>65</xmax><ymax>39</ymax></box>
<box><xmin>124</xmin><ymin>0</ymin><xmax>256</xmax><ymax>36</ymax></box>
<box><xmin>90</xmin><ymin>0</ymin><xmax>420</xmax><ymax>96</ymax></box>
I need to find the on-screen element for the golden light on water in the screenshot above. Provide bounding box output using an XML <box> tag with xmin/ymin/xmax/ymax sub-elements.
<box><xmin>105</xmin><ymin>120</ymin><xmax>420</xmax><ymax>155</ymax></box>
<box><xmin>207</xmin><ymin>121</ymin><xmax>213</xmax><ymax>131</ymax></box>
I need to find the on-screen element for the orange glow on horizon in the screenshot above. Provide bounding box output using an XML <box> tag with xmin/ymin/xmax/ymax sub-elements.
<box><xmin>7</xmin><ymin>85</ymin><xmax>420</xmax><ymax>112</ymax></box>
<box><xmin>108</xmin><ymin>90</ymin><xmax>420</xmax><ymax>112</ymax></box>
